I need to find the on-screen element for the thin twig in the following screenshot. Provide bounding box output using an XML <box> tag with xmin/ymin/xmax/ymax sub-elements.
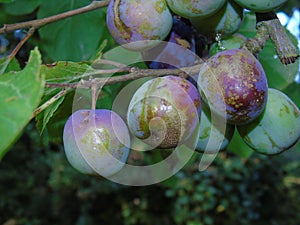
<box><xmin>0</xmin><ymin>0</ymin><xmax>110</xmax><ymax>34</ymax></box>
<box><xmin>0</xmin><ymin>28</ymin><xmax>35</xmax><ymax>75</ymax></box>
<box><xmin>32</xmin><ymin>88</ymin><xmax>71</xmax><ymax>118</ymax></box>
<box><xmin>92</xmin><ymin>59</ymin><xmax>129</xmax><ymax>69</ymax></box>
<box><xmin>45</xmin><ymin>63</ymin><xmax>203</xmax><ymax>89</ymax></box>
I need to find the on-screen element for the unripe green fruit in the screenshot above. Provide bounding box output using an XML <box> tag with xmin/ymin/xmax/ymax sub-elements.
<box><xmin>190</xmin><ymin>0</ymin><xmax>244</xmax><ymax>38</ymax></box>
<box><xmin>232</xmin><ymin>0</ymin><xmax>287</xmax><ymax>12</ymax></box>
<box><xmin>63</xmin><ymin>109</ymin><xmax>130</xmax><ymax>176</ymax></box>
<box><xmin>166</xmin><ymin>0</ymin><xmax>226</xmax><ymax>19</ymax></box>
<box><xmin>238</xmin><ymin>88</ymin><xmax>300</xmax><ymax>155</ymax></box>
<box><xmin>196</xmin><ymin>107</ymin><xmax>235</xmax><ymax>153</ymax></box>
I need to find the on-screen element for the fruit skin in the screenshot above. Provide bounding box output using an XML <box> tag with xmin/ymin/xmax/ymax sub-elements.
<box><xmin>196</xmin><ymin>106</ymin><xmax>235</xmax><ymax>154</ymax></box>
<box><xmin>63</xmin><ymin>109</ymin><xmax>130</xmax><ymax>176</ymax></box>
<box><xmin>190</xmin><ymin>0</ymin><xmax>244</xmax><ymax>38</ymax></box>
<box><xmin>166</xmin><ymin>0</ymin><xmax>226</xmax><ymax>19</ymax></box>
<box><xmin>232</xmin><ymin>0</ymin><xmax>287</xmax><ymax>12</ymax></box>
<box><xmin>238</xmin><ymin>88</ymin><xmax>300</xmax><ymax>155</ymax></box>
<box><xmin>142</xmin><ymin>16</ymin><xmax>196</xmax><ymax>69</ymax></box>
<box><xmin>106</xmin><ymin>0</ymin><xmax>173</xmax><ymax>51</ymax></box>
<box><xmin>127</xmin><ymin>76</ymin><xmax>201</xmax><ymax>149</ymax></box>
<box><xmin>197</xmin><ymin>48</ymin><xmax>268</xmax><ymax>125</ymax></box>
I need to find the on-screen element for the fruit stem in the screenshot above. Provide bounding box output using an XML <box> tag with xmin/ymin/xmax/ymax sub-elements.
<box><xmin>244</xmin><ymin>11</ymin><xmax>299</xmax><ymax>65</ymax></box>
<box><xmin>263</xmin><ymin>17</ymin><xmax>299</xmax><ymax>65</ymax></box>
<box><xmin>244</xmin><ymin>23</ymin><xmax>269</xmax><ymax>57</ymax></box>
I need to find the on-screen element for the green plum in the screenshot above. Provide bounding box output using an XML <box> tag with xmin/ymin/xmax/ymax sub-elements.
<box><xmin>190</xmin><ymin>0</ymin><xmax>244</xmax><ymax>38</ymax></box>
<box><xmin>196</xmin><ymin>106</ymin><xmax>235</xmax><ymax>154</ymax></box>
<box><xmin>232</xmin><ymin>0</ymin><xmax>287</xmax><ymax>12</ymax></box>
<box><xmin>238</xmin><ymin>88</ymin><xmax>300</xmax><ymax>155</ymax></box>
<box><xmin>166</xmin><ymin>0</ymin><xmax>226</xmax><ymax>19</ymax></box>
<box><xmin>63</xmin><ymin>109</ymin><xmax>130</xmax><ymax>176</ymax></box>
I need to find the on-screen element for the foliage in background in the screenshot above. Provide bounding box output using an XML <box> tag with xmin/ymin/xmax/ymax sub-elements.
<box><xmin>0</xmin><ymin>125</ymin><xmax>300</xmax><ymax>225</ymax></box>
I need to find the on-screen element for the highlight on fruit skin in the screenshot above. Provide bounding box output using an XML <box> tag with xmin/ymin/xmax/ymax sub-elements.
<box><xmin>237</xmin><ymin>88</ymin><xmax>300</xmax><ymax>155</ymax></box>
<box><xmin>127</xmin><ymin>75</ymin><xmax>201</xmax><ymax>149</ymax></box>
<box><xmin>63</xmin><ymin>109</ymin><xmax>130</xmax><ymax>177</ymax></box>
<box><xmin>106</xmin><ymin>0</ymin><xmax>173</xmax><ymax>51</ymax></box>
<box><xmin>232</xmin><ymin>0</ymin><xmax>288</xmax><ymax>12</ymax></box>
<box><xmin>197</xmin><ymin>48</ymin><xmax>268</xmax><ymax>125</ymax></box>
<box><xmin>166</xmin><ymin>0</ymin><xmax>226</xmax><ymax>19</ymax></box>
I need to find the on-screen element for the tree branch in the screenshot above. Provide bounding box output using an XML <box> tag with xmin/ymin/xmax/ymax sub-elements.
<box><xmin>0</xmin><ymin>27</ymin><xmax>35</xmax><ymax>75</ymax></box>
<box><xmin>0</xmin><ymin>0</ymin><xmax>110</xmax><ymax>34</ymax></box>
<box><xmin>32</xmin><ymin>88</ymin><xmax>71</xmax><ymax>118</ymax></box>
<box><xmin>244</xmin><ymin>11</ymin><xmax>299</xmax><ymax>65</ymax></box>
<box><xmin>45</xmin><ymin>63</ymin><xmax>203</xmax><ymax>89</ymax></box>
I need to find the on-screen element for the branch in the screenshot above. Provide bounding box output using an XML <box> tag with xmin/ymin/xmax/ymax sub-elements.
<box><xmin>45</xmin><ymin>63</ymin><xmax>203</xmax><ymax>89</ymax></box>
<box><xmin>244</xmin><ymin>11</ymin><xmax>299</xmax><ymax>65</ymax></box>
<box><xmin>0</xmin><ymin>0</ymin><xmax>110</xmax><ymax>34</ymax></box>
<box><xmin>0</xmin><ymin>27</ymin><xmax>35</xmax><ymax>75</ymax></box>
<box><xmin>32</xmin><ymin>88</ymin><xmax>71</xmax><ymax>118</ymax></box>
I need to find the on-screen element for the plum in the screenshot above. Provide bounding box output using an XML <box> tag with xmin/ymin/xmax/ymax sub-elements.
<box><xmin>142</xmin><ymin>16</ymin><xmax>197</xmax><ymax>69</ymax></box>
<box><xmin>106</xmin><ymin>0</ymin><xmax>173</xmax><ymax>51</ymax></box>
<box><xmin>238</xmin><ymin>88</ymin><xmax>300</xmax><ymax>155</ymax></box>
<box><xmin>232</xmin><ymin>0</ymin><xmax>287</xmax><ymax>12</ymax></box>
<box><xmin>190</xmin><ymin>0</ymin><xmax>244</xmax><ymax>38</ymax></box>
<box><xmin>197</xmin><ymin>48</ymin><xmax>268</xmax><ymax>125</ymax></box>
<box><xmin>196</xmin><ymin>106</ymin><xmax>235</xmax><ymax>154</ymax></box>
<box><xmin>63</xmin><ymin>109</ymin><xmax>130</xmax><ymax>177</ymax></box>
<box><xmin>127</xmin><ymin>76</ymin><xmax>201</xmax><ymax>149</ymax></box>
<box><xmin>166</xmin><ymin>0</ymin><xmax>226</xmax><ymax>19</ymax></box>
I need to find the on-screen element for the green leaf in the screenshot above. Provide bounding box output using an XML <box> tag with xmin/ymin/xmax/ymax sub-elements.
<box><xmin>0</xmin><ymin>57</ymin><xmax>21</xmax><ymax>74</ymax></box>
<box><xmin>227</xmin><ymin>129</ymin><xmax>254</xmax><ymax>159</ymax></box>
<box><xmin>3</xmin><ymin>0</ymin><xmax>41</xmax><ymax>15</ymax></box>
<box><xmin>41</xmin><ymin>96</ymin><xmax>65</xmax><ymax>133</ymax></box>
<box><xmin>238</xmin><ymin>12</ymin><xmax>299</xmax><ymax>90</ymax></box>
<box><xmin>36</xmin><ymin>92</ymin><xmax>74</xmax><ymax>144</ymax></box>
<box><xmin>37</xmin><ymin>0</ymin><xmax>109</xmax><ymax>61</ymax></box>
<box><xmin>41</xmin><ymin>61</ymin><xmax>91</xmax><ymax>82</ymax></box>
<box><xmin>0</xmin><ymin>0</ymin><xmax>15</xmax><ymax>3</ymax></box>
<box><xmin>0</xmin><ymin>48</ymin><xmax>44</xmax><ymax>159</ymax></box>
<box><xmin>36</xmin><ymin>61</ymin><xmax>91</xmax><ymax>138</ymax></box>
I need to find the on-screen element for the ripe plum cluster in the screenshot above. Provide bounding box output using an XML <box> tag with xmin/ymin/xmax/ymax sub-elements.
<box><xmin>63</xmin><ymin>0</ymin><xmax>299</xmax><ymax>177</ymax></box>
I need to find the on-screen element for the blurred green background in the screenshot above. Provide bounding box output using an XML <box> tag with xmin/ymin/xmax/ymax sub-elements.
<box><xmin>1</xmin><ymin>124</ymin><xmax>300</xmax><ymax>225</ymax></box>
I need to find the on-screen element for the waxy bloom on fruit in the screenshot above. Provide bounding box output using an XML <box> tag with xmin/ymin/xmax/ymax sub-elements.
<box><xmin>238</xmin><ymin>88</ymin><xmax>300</xmax><ymax>155</ymax></box>
<box><xmin>106</xmin><ymin>0</ymin><xmax>173</xmax><ymax>51</ymax></box>
<box><xmin>166</xmin><ymin>0</ymin><xmax>226</xmax><ymax>19</ymax></box>
<box><xmin>63</xmin><ymin>109</ymin><xmax>130</xmax><ymax>177</ymax></box>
